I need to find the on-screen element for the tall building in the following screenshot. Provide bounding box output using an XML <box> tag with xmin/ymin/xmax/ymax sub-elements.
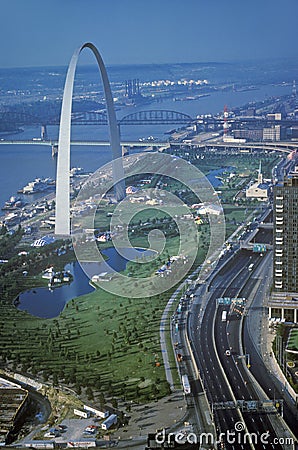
<box><xmin>270</xmin><ymin>169</ymin><xmax>298</xmax><ymax>322</ymax></box>
<box><xmin>263</xmin><ymin>125</ymin><xmax>281</xmax><ymax>141</ymax></box>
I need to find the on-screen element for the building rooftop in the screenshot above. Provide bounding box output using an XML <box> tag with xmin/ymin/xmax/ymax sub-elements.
<box><xmin>269</xmin><ymin>292</ymin><xmax>298</xmax><ymax>309</ymax></box>
<box><xmin>257</xmin><ymin>183</ymin><xmax>269</xmax><ymax>190</ymax></box>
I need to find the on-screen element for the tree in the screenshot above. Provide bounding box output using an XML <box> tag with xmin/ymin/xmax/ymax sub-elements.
<box><xmin>42</xmin><ymin>370</ymin><xmax>49</xmax><ymax>382</ymax></box>
<box><xmin>86</xmin><ymin>386</ymin><xmax>94</xmax><ymax>400</ymax></box>
<box><xmin>111</xmin><ymin>398</ymin><xmax>118</xmax><ymax>409</ymax></box>
<box><xmin>75</xmin><ymin>384</ymin><xmax>82</xmax><ymax>395</ymax></box>
<box><xmin>151</xmin><ymin>383</ymin><xmax>159</xmax><ymax>397</ymax></box>
<box><xmin>99</xmin><ymin>393</ymin><xmax>105</xmax><ymax>407</ymax></box>
<box><xmin>52</xmin><ymin>373</ymin><xmax>58</xmax><ymax>387</ymax></box>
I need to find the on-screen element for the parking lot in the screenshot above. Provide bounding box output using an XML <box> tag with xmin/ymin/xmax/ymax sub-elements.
<box><xmin>53</xmin><ymin>417</ymin><xmax>99</xmax><ymax>443</ymax></box>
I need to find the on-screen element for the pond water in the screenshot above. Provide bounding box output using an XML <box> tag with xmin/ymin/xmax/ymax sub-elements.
<box><xmin>16</xmin><ymin>247</ymin><xmax>152</xmax><ymax>319</ymax></box>
<box><xmin>207</xmin><ymin>166</ymin><xmax>235</xmax><ymax>188</ymax></box>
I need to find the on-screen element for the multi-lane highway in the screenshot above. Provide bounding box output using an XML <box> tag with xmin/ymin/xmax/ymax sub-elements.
<box><xmin>186</xmin><ymin>248</ymin><xmax>297</xmax><ymax>449</ymax></box>
<box><xmin>242</xmin><ymin>256</ymin><xmax>298</xmax><ymax>440</ymax></box>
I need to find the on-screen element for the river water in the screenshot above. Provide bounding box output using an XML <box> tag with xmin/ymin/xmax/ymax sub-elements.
<box><xmin>0</xmin><ymin>82</ymin><xmax>291</xmax><ymax>211</ymax></box>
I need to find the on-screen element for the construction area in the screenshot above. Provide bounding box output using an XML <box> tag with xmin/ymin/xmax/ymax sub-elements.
<box><xmin>0</xmin><ymin>377</ymin><xmax>29</xmax><ymax>445</ymax></box>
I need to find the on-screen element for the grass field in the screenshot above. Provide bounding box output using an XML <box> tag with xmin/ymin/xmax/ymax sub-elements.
<box><xmin>1</xmin><ymin>287</ymin><xmax>173</xmax><ymax>400</ymax></box>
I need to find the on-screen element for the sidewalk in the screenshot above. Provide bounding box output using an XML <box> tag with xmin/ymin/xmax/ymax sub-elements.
<box><xmin>261</xmin><ymin>316</ymin><xmax>298</xmax><ymax>404</ymax></box>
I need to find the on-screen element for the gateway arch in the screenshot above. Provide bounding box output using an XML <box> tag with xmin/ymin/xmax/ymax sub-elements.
<box><xmin>55</xmin><ymin>42</ymin><xmax>125</xmax><ymax>236</ymax></box>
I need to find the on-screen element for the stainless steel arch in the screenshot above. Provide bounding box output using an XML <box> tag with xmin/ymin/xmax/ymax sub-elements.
<box><xmin>55</xmin><ymin>42</ymin><xmax>125</xmax><ymax>235</ymax></box>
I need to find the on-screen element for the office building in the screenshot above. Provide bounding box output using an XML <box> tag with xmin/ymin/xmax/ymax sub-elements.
<box><xmin>270</xmin><ymin>169</ymin><xmax>298</xmax><ymax>322</ymax></box>
<box><xmin>263</xmin><ymin>125</ymin><xmax>281</xmax><ymax>141</ymax></box>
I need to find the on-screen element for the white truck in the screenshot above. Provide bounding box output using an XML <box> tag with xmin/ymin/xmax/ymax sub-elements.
<box><xmin>182</xmin><ymin>374</ymin><xmax>191</xmax><ymax>394</ymax></box>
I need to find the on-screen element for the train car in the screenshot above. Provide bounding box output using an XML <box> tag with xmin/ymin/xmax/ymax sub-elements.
<box><xmin>181</xmin><ymin>374</ymin><xmax>191</xmax><ymax>394</ymax></box>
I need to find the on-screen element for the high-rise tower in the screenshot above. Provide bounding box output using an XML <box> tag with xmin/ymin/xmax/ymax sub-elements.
<box><xmin>273</xmin><ymin>169</ymin><xmax>298</xmax><ymax>292</ymax></box>
<box><xmin>223</xmin><ymin>105</ymin><xmax>229</xmax><ymax>137</ymax></box>
<box><xmin>270</xmin><ymin>169</ymin><xmax>298</xmax><ymax>322</ymax></box>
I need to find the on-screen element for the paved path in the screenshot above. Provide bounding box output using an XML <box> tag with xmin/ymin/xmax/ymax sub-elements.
<box><xmin>159</xmin><ymin>264</ymin><xmax>201</xmax><ymax>390</ymax></box>
<box><xmin>159</xmin><ymin>287</ymin><xmax>180</xmax><ymax>390</ymax></box>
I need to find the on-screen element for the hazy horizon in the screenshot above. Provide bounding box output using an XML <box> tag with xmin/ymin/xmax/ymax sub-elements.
<box><xmin>1</xmin><ymin>0</ymin><xmax>298</xmax><ymax>68</ymax></box>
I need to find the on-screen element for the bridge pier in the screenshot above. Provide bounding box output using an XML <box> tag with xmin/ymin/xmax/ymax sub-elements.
<box><xmin>41</xmin><ymin>125</ymin><xmax>48</xmax><ymax>140</ymax></box>
<box><xmin>52</xmin><ymin>144</ymin><xmax>58</xmax><ymax>158</ymax></box>
<box><xmin>122</xmin><ymin>145</ymin><xmax>129</xmax><ymax>156</ymax></box>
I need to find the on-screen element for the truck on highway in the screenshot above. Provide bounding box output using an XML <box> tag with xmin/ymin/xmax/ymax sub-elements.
<box><xmin>176</xmin><ymin>353</ymin><xmax>183</xmax><ymax>363</ymax></box>
<box><xmin>221</xmin><ymin>310</ymin><xmax>227</xmax><ymax>322</ymax></box>
<box><xmin>181</xmin><ymin>374</ymin><xmax>191</xmax><ymax>394</ymax></box>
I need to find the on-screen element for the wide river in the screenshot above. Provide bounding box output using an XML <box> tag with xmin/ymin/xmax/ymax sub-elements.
<box><xmin>0</xmin><ymin>83</ymin><xmax>290</xmax><ymax>211</ymax></box>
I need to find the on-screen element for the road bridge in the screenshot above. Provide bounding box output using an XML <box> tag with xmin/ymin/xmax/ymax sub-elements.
<box><xmin>0</xmin><ymin>108</ymin><xmax>194</xmax><ymax>128</ymax></box>
<box><xmin>119</xmin><ymin>109</ymin><xmax>193</xmax><ymax>125</ymax></box>
<box><xmin>1</xmin><ymin>138</ymin><xmax>297</xmax><ymax>150</ymax></box>
<box><xmin>3</xmin><ymin>108</ymin><xmax>298</xmax><ymax>128</ymax></box>
<box><xmin>0</xmin><ymin>139</ymin><xmax>171</xmax><ymax>159</ymax></box>
<box><xmin>0</xmin><ymin>139</ymin><xmax>170</xmax><ymax>150</ymax></box>
<box><xmin>1</xmin><ymin>138</ymin><xmax>297</xmax><ymax>157</ymax></box>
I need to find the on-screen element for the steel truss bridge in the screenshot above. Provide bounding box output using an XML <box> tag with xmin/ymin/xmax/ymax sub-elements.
<box><xmin>2</xmin><ymin>108</ymin><xmax>298</xmax><ymax>130</ymax></box>
<box><xmin>119</xmin><ymin>109</ymin><xmax>193</xmax><ymax>125</ymax></box>
<box><xmin>0</xmin><ymin>109</ymin><xmax>194</xmax><ymax>128</ymax></box>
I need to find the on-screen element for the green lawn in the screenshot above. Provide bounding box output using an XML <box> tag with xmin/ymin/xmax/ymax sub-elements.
<box><xmin>1</xmin><ymin>287</ymin><xmax>172</xmax><ymax>401</ymax></box>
